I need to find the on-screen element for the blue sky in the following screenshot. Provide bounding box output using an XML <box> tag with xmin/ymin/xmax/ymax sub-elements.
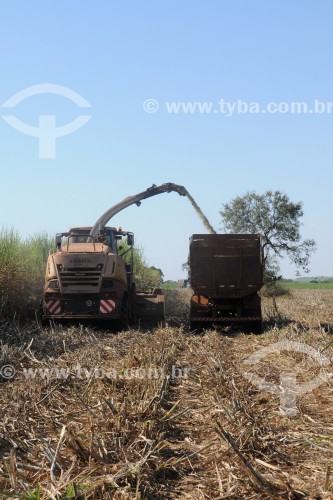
<box><xmin>1</xmin><ymin>1</ymin><xmax>332</xmax><ymax>279</ymax></box>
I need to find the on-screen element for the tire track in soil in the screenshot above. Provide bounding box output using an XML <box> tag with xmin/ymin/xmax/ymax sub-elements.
<box><xmin>162</xmin><ymin>331</ymin><xmax>311</xmax><ymax>499</ymax></box>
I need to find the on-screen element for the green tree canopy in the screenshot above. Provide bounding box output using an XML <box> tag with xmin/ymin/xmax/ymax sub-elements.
<box><xmin>220</xmin><ymin>190</ymin><xmax>316</xmax><ymax>276</ymax></box>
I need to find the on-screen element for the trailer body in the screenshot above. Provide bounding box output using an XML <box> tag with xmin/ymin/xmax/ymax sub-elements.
<box><xmin>189</xmin><ymin>234</ymin><xmax>263</xmax><ymax>330</ymax></box>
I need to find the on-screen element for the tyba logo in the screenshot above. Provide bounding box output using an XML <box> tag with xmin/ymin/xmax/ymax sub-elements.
<box><xmin>242</xmin><ymin>340</ymin><xmax>332</xmax><ymax>416</ymax></box>
<box><xmin>1</xmin><ymin>84</ymin><xmax>92</xmax><ymax>159</ymax></box>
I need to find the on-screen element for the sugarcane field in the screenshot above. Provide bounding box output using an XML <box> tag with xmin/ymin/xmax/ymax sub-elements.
<box><xmin>0</xmin><ymin>281</ymin><xmax>332</xmax><ymax>498</ymax></box>
<box><xmin>2</xmin><ymin>2</ymin><xmax>333</xmax><ymax>499</ymax></box>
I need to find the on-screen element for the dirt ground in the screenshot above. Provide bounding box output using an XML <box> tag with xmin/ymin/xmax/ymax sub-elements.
<box><xmin>0</xmin><ymin>289</ymin><xmax>333</xmax><ymax>499</ymax></box>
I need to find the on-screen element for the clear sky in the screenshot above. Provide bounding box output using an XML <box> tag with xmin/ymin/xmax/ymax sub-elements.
<box><xmin>1</xmin><ymin>1</ymin><xmax>332</xmax><ymax>280</ymax></box>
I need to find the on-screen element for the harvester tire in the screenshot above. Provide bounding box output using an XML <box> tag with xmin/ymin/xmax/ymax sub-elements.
<box><xmin>119</xmin><ymin>296</ymin><xmax>130</xmax><ymax>331</ymax></box>
<box><xmin>129</xmin><ymin>285</ymin><xmax>137</xmax><ymax>327</ymax></box>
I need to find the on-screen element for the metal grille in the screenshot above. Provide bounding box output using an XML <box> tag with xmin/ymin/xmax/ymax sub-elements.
<box><xmin>58</xmin><ymin>265</ymin><xmax>102</xmax><ymax>288</ymax></box>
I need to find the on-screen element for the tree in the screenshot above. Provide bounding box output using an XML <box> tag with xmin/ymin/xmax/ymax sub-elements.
<box><xmin>220</xmin><ymin>190</ymin><xmax>316</xmax><ymax>277</ymax></box>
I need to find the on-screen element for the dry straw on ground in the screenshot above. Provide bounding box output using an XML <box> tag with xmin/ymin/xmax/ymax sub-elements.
<box><xmin>0</xmin><ymin>289</ymin><xmax>333</xmax><ymax>499</ymax></box>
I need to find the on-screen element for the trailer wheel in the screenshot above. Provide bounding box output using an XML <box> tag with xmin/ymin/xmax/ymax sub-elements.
<box><xmin>189</xmin><ymin>321</ymin><xmax>202</xmax><ymax>333</ymax></box>
<box><xmin>251</xmin><ymin>321</ymin><xmax>262</xmax><ymax>334</ymax></box>
<box><xmin>243</xmin><ymin>321</ymin><xmax>262</xmax><ymax>334</ymax></box>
